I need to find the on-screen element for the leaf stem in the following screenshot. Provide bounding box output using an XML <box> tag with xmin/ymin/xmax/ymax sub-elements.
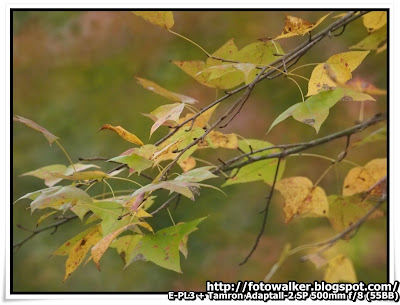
<box><xmin>55</xmin><ymin>140</ymin><xmax>76</xmax><ymax>173</ymax></box>
<box><xmin>103</xmin><ymin>179</ymin><xmax>115</xmax><ymax>200</ymax></box>
<box><xmin>168</xmin><ymin>29</ymin><xmax>211</xmax><ymax>57</ymax></box>
<box><xmin>289</xmin><ymin>62</ymin><xmax>321</xmax><ymax>73</ymax></box>
<box><xmin>167</xmin><ymin>208</ymin><xmax>176</xmax><ymax>226</ymax></box>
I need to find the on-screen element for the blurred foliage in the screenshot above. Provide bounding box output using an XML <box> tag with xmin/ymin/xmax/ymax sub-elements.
<box><xmin>13</xmin><ymin>10</ymin><xmax>387</xmax><ymax>292</ymax></box>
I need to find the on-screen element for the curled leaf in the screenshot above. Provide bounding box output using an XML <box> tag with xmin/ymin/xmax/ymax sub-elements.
<box><xmin>13</xmin><ymin>115</ymin><xmax>59</xmax><ymax>145</ymax></box>
<box><xmin>98</xmin><ymin>124</ymin><xmax>143</xmax><ymax>146</ymax></box>
<box><xmin>144</xmin><ymin>103</ymin><xmax>185</xmax><ymax>136</ymax></box>
<box><xmin>275</xmin><ymin>13</ymin><xmax>331</xmax><ymax>40</ymax></box>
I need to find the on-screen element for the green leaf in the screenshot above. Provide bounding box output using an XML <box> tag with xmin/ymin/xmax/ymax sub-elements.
<box><xmin>131</xmin><ymin>181</ymin><xmax>200</xmax><ymax>200</ymax></box>
<box><xmin>30</xmin><ymin>186</ymin><xmax>92</xmax><ymax>213</ymax></box>
<box><xmin>81</xmin><ymin>201</ymin><xmax>129</xmax><ymax>236</ymax></box>
<box><xmin>14</xmin><ymin>186</ymin><xmax>63</xmax><ymax>204</ymax></box>
<box><xmin>36</xmin><ymin>210</ymin><xmax>58</xmax><ymax>227</ymax></box>
<box><xmin>341</xmin><ymin>88</ymin><xmax>375</xmax><ymax>102</ymax></box>
<box><xmin>222</xmin><ymin>139</ymin><xmax>286</xmax><ymax>187</ymax></box>
<box><xmin>172</xmin><ymin>39</ymin><xmax>244</xmax><ymax>89</ymax></box>
<box><xmin>109</xmin><ymin>154</ymin><xmax>153</xmax><ymax>174</ymax></box>
<box><xmin>132</xmin><ymin>11</ymin><xmax>174</xmax><ymax>29</ymax></box>
<box><xmin>269</xmin><ymin>88</ymin><xmax>344</xmax><ymax>133</ymax></box>
<box><xmin>174</xmin><ymin>166</ymin><xmax>218</xmax><ymax>183</ymax></box>
<box><xmin>124</xmin><ymin>217</ymin><xmax>207</xmax><ymax>273</ymax></box>
<box><xmin>353</xmin><ymin>127</ymin><xmax>386</xmax><ymax>147</ymax></box>
<box><xmin>328</xmin><ymin>194</ymin><xmax>384</xmax><ymax>236</ymax></box>
<box><xmin>350</xmin><ymin>26</ymin><xmax>387</xmax><ymax>52</ymax></box>
<box><xmin>13</xmin><ymin>115</ymin><xmax>59</xmax><ymax>145</ymax></box>
<box><xmin>110</xmin><ymin>234</ymin><xmax>143</xmax><ymax>264</ymax></box>
<box><xmin>21</xmin><ymin>163</ymin><xmax>100</xmax><ymax>187</ymax></box>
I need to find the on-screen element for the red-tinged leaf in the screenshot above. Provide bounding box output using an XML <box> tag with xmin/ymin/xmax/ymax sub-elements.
<box><xmin>13</xmin><ymin>115</ymin><xmax>59</xmax><ymax>144</ymax></box>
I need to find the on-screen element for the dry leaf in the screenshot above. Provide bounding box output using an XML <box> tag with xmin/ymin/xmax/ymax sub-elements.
<box><xmin>343</xmin><ymin>158</ymin><xmax>386</xmax><ymax>196</ymax></box>
<box><xmin>276</xmin><ymin>177</ymin><xmax>329</xmax><ymax>223</ymax></box>
<box><xmin>346</xmin><ymin>77</ymin><xmax>387</xmax><ymax>96</ymax></box>
<box><xmin>324</xmin><ymin>255</ymin><xmax>357</xmax><ymax>283</ymax></box>
<box><xmin>275</xmin><ymin>13</ymin><xmax>331</xmax><ymax>40</ymax></box>
<box><xmin>132</xmin><ymin>11</ymin><xmax>174</xmax><ymax>29</ymax></box>
<box><xmin>178</xmin><ymin>104</ymin><xmax>218</xmax><ymax>129</ymax></box>
<box><xmin>198</xmin><ymin>131</ymin><xmax>238</xmax><ymax>149</ymax></box>
<box><xmin>13</xmin><ymin>115</ymin><xmax>59</xmax><ymax>145</ymax></box>
<box><xmin>98</xmin><ymin>124</ymin><xmax>143</xmax><ymax>146</ymax></box>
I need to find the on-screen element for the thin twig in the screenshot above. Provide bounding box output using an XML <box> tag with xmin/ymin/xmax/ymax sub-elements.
<box><xmin>239</xmin><ymin>157</ymin><xmax>283</xmax><ymax>265</ymax></box>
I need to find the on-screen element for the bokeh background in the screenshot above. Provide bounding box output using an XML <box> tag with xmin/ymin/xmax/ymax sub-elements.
<box><xmin>12</xmin><ymin>10</ymin><xmax>387</xmax><ymax>292</ymax></box>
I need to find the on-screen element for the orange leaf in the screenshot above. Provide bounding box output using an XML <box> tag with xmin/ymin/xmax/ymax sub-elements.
<box><xmin>98</xmin><ymin>124</ymin><xmax>143</xmax><ymax>146</ymax></box>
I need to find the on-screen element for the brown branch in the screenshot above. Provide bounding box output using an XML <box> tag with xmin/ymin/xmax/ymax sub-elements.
<box><xmin>239</xmin><ymin>157</ymin><xmax>283</xmax><ymax>265</ymax></box>
<box><xmin>217</xmin><ymin>113</ymin><xmax>386</xmax><ymax>174</ymax></box>
<box><xmin>13</xmin><ymin>215</ymin><xmax>77</xmax><ymax>251</ymax></box>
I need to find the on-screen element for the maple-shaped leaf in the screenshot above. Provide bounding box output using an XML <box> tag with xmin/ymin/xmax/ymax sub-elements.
<box><xmin>132</xmin><ymin>11</ymin><xmax>174</xmax><ymax>29</ymax></box>
<box><xmin>307</xmin><ymin>51</ymin><xmax>370</xmax><ymax>96</ymax></box>
<box><xmin>343</xmin><ymin>158</ymin><xmax>387</xmax><ymax>196</ymax></box>
<box><xmin>29</xmin><ymin>185</ymin><xmax>92</xmax><ymax>213</ymax></box>
<box><xmin>131</xmin><ymin>181</ymin><xmax>200</xmax><ymax>200</ymax></box>
<box><xmin>64</xmin><ymin>225</ymin><xmax>103</xmax><ymax>281</ymax></box>
<box><xmin>135</xmin><ymin>77</ymin><xmax>197</xmax><ymax>104</ymax></box>
<box><xmin>178</xmin><ymin>157</ymin><xmax>196</xmax><ymax>172</ymax></box>
<box><xmin>275</xmin><ymin>13</ymin><xmax>331</xmax><ymax>40</ymax></box>
<box><xmin>174</xmin><ymin>166</ymin><xmax>217</xmax><ymax>183</ymax></box>
<box><xmin>21</xmin><ymin>163</ymin><xmax>100</xmax><ymax>187</ymax></box>
<box><xmin>222</xmin><ymin>139</ymin><xmax>286</xmax><ymax>187</ymax></box>
<box><xmin>124</xmin><ymin>217</ymin><xmax>206</xmax><ymax>273</ymax></box>
<box><xmin>268</xmin><ymin>88</ymin><xmax>344</xmax><ymax>133</ymax></box>
<box><xmin>109</xmin><ymin>153</ymin><xmax>153</xmax><ymax>175</ymax></box>
<box><xmin>91</xmin><ymin>223</ymin><xmax>144</xmax><ymax>270</ymax></box>
<box><xmin>13</xmin><ymin>115</ymin><xmax>59</xmax><ymax>145</ymax></box>
<box><xmin>350</xmin><ymin>26</ymin><xmax>387</xmax><ymax>53</ymax></box>
<box><xmin>172</xmin><ymin>39</ymin><xmax>244</xmax><ymax>89</ymax></box>
<box><xmin>362</xmin><ymin>11</ymin><xmax>387</xmax><ymax>33</ymax></box>
<box><xmin>143</xmin><ymin>103</ymin><xmax>185</xmax><ymax>136</ymax></box>
<box><xmin>275</xmin><ymin>177</ymin><xmax>329</xmax><ymax>223</ymax></box>
<box><xmin>109</xmin><ymin>234</ymin><xmax>143</xmax><ymax>264</ymax></box>
<box><xmin>328</xmin><ymin>194</ymin><xmax>384</xmax><ymax>236</ymax></box>
<box><xmin>98</xmin><ymin>124</ymin><xmax>143</xmax><ymax>146</ymax></box>
<box><xmin>324</xmin><ymin>255</ymin><xmax>357</xmax><ymax>283</ymax></box>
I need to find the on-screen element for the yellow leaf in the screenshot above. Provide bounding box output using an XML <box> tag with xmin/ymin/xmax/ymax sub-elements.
<box><xmin>91</xmin><ymin>224</ymin><xmax>137</xmax><ymax>270</ymax></box>
<box><xmin>145</xmin><ymin>103</ymin><xmax>185</xmax><ymax>136</ymax></box>
<box><xmin>324</xmin><ymin>255</ymin><xmax>357</xmax><ymax>283</ymax></box>
<box><xmin>343</xmin><ymin>158</ymin><xmax>387</xmax><ymax>196</ymax></box>
<box><xmin>363</xmin><ymin>11</ymin><xmax>387</xmax><ymax>33</ymax></box>
<box><xmin>98</xmin><ymin>124</ymin><xmax>143</xmax><ymax>146</ymax></box>
<box><xmin>132</xmin><ymin>11</ymin><xmax>174</xmax><ymax>29</ymax></box>
<box><xmin>52</xmin><ymin>170</ymin><xmax>109</xmax><ymax>181</ymax></box>
<box><xmin>178</xmin><ymin>157</ymin><xmax>196</xmax><ymax>172</ymax></box>
<box><xmin>275</xmin><ymin>177</ymin><xmax>329</xmax><ymax>223</ymax></box>
<box><xmin>198</xmin><ymin>131</ymin><xmax>238</xmax><ymax>149</ymax></box>
<box><xmin>64</xmin><ymin>226</ymin><xmax>102</xmax><ymax>281</ymax></box>
<box><xmin>376</xmin><ymin>42</ymin><xmax>387</xmax><ymax>54</ymax></box>
<box><xmin>179</xmin><ymin>104</ymin><xmax>218</xmax><ymax>129</ymax></box>
<box><xmin>135</xmin><ymin>208</ymin><xmax>153</xmax><ymax>219</ymax></box>
<box><xmin>307</xmin><ymin>51</ymin><xmax>370</xmax><ymax>96</ymax></box>
<box><xmin>36</xmin><ymin>211</ymin><xmax>58</xmax><ymax>227</ymax></box>
<box><xmin>275</xmin><ymin>13</ymin><xmax>331</xmax><ymax>39</ymax></box>
<box><xmin>135</xmin><ymin>77</ymin><xmax>197</xmax><ymax>104</ymax></box>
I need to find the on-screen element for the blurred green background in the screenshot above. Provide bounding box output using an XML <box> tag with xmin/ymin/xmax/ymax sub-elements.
<box><xmin>13</xmin><ymin>10</ymin><xmax>387</xmax><ymax>292</ymax></box>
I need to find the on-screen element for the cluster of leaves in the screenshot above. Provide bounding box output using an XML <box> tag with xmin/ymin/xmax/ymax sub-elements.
<box><xmin>13</xmin><ymin>10</ymin><xmax>387</xmax><ymax>283</ymax></box>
